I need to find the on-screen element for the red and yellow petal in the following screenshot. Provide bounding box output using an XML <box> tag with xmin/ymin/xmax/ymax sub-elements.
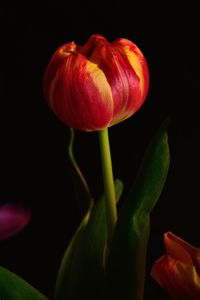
<box><xmin>81</xmin><ymin>34</ymin><xmax>142</xmax><ymax>126</ymax></box>
<box><xmin>113</xmin><ymin>38</ymin><xmax>149</xmax><ymax>106</ymax></box>
<box><xmin>43</xmin><ymin>42</ymin><xmax>77</xmax><ymax>101</ymax></box>
<box><xmin>48</xmin><ymin>52</ymin><xmax>113</xmax><ymax>131</ymax></box>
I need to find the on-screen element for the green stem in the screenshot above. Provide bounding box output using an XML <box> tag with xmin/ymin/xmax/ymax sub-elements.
<box><xmin>98</xmin><ymin>128</ymin><xmax>117</xmax><ymax>243</ymax></box>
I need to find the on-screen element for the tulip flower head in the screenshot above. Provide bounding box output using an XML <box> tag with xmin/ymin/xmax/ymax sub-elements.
<box><xmin>151</xmin><ymin>231</ymin><xmax>200</xmax><ymax>300</ymax></box>
<box><xmin>43</xmin><ymin>34</ymin><xmax>149</xmax><ymax>131</ymax></box>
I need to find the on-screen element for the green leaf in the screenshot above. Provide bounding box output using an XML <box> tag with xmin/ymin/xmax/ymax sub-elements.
<box><xmin>104</xmin><ymin>121</ymin><xmax>170</xmax><ymax>300</ymax></box>
<box><xmin>0</xmin><ymin>266</ymin><xmax>48</xmax><ymax>300</ymax></box>
<box><xmin>54</xmin><ymin>179</ymin><xmax>123</xmax><ymax>300</ymax></box>
<box><xmin>67</xmin><ymin>128</ymin><xmax>93</xmax><ymax>219</ymax></box>
<box><xmin>54</xmin><ymin>210</ymin><xmax>91</xmax><ymax>300</ymax></box>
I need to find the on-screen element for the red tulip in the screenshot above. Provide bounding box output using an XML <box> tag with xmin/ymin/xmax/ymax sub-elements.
<box><xmin>151</xmin><ymin>231</ymin><xmax>200</xmax><ymax>299</ymax></box>
<box><xmin>0</xmin><ymin>203</ymin><xmax>31</xmax><ymax>241</ymax></box>
<box><xmin>43</xmin><ymin>34</ymin><xmax>149</xmax><ymax>131</ymax></box>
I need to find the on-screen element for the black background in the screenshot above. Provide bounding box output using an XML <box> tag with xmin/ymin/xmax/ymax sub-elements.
<box><xmin>0</xmin><ymin>1</ymin><xmax>200</xmax><ymax>299</ymax></box>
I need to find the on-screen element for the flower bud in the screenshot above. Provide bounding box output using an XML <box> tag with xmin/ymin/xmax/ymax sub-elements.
<box><xmin>43</xmin><ymin>34</ymin><xmax>149</xmax><ymax>131</ymax></box>
<box><xmin>151</xmin><ymin>232</ymin><xmax>200</xmax><ymax>299</ymax></box>
<box><xmin>0</xmin><ymin>203</ymin><xmax>31</xmax><ymax>241</ymax></box>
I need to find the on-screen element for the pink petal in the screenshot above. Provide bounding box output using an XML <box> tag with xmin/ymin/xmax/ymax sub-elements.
<box><xmin>0</xmin><ymin>203</ymin><xmax>31</xmax><ymax>241</ymax></box>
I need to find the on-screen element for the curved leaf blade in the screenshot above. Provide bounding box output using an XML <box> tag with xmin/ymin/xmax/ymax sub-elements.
<box><xmin>0</xmin><ymin>266</ymin><xmax>48</xmax><ymax>300</ymax></box>
<box><xmin>54</xmin><ymin>179</ymin><xmax>123</xmax><ymax>300</ymax></box>
<box><xmin>54</xmin><ymin>210</ymin><xmax>91</xmax><ymax>300</ymax></box>
<box><xmin>104</xmin><ymin>121</ymin><xmax>170</xmax><ymax>300</ymax></box>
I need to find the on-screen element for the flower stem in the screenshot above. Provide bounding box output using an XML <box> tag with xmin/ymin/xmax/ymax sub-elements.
<box><xmin>98</xmin><ymin>128</ymin><xmax>117</xmax><ymax>243</ymax></box>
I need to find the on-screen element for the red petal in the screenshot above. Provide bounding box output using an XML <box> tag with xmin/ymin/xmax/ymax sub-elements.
<box><xmin>49</xmin><ymin>52</ymin><xmax>113</xmax><ymax>131</ymax></box>
<box><xmin>113</xmin><ymin>38</ymin><xmax>149</xmax><ymax>105</ymax></box>
<box><xmin>165</xmin><ymin>232</ymin><xmax>200</xmax><ymax>267</ymax></box>
<box><xmin>43</xmin><ymin>42</ymin><xmax>77</xmax><ymax>102</ymax></box>
<box><xmin>151</xmin><ymin>255</ymin><xmax>200</xmax><ymax>300</ymax></box>
<box><xmin>81</xmin><ymin>34</ymin><xmax>142</xmax><ymax>125</ymax></box>
<box><xmin>0</xmin><ymin>203</ymin><xmax>31</xmax><ymax>241</ymax></box>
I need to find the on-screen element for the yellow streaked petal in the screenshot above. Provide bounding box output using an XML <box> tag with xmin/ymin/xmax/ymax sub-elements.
<box><xmin>49</xmin><ymin>52</ymin><xmax>114</xmax><ymax>131</ymax></box>
<box><xmin>59</xmin><ymin>42</ymin><xmax>77</xmax><ymax>57</ymax></box>
<box><xmin>113</xmin><ymin>38</ymin><xmax>149</xmax><ymax>102</ymax></box>
<box><xmin>85</xmin><ymin>60</ymin><xmax>113</xmax><ymax>113</ymax></box>
<box><xmin>121</xmin><ymin>46</ymin><xmax>145</xmax><ymax>95</ymax></box>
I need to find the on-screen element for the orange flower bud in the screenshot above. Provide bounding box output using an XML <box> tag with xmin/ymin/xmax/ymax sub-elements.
<box><xmin>151</xmin><ymin>232</ymin><xmax>200</xmax><ymax>299</ymax></box>
<box><xmin>43</xmin><ymin>34</ymin><xmax>149</xmax><ymax>131</ymax></box>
